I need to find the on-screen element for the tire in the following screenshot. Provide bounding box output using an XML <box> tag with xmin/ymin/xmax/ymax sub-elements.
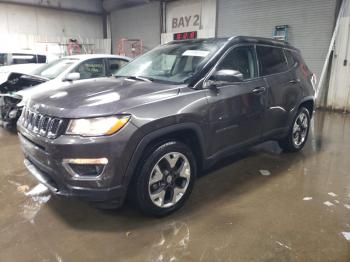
<box><xmin>278</xmin><ymin>107</ymin><xmax>311</xmax><ymax>152</ymax></box>
<box><xmin>132</xmin><ymin>141</ymin><xmax>197</xmax><ymax>217</ymax></box>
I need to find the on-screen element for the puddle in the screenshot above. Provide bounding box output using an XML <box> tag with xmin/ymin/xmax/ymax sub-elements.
<box><xmin>20</xmin><ymin>184</ymin><xmax>51</xmax><ymax>224</ymax></box>
<box><xmin>21</xmin><ymin>195</ymin><xmax>51</xmax><ymax>224</ymax></box>
<box><xmin>147</xmin><ymin>221</ymin><xmax>190</xmax><ymax>262</ymax></box>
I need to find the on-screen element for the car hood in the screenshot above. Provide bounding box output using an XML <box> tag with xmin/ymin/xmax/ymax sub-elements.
<box><xmin>16</xmin><ymin>79</ymin><xmax>61</xmax><ymax>98</ymax></box>
<box><xmin>27</xmin><ymin>77</ymin><xmax>181</xmax><ymax>118</ymax></box>
<box><xmin>0</xmin><ymin>72</ymin><xmax>48</xmax><ymax>94</ymax></box>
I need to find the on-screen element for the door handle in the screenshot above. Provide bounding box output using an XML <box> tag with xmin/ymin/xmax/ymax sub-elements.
<box><xmin>252</xmin><ymin>86</ymin><xmax>266</xmax><ymax>94</ymax></box>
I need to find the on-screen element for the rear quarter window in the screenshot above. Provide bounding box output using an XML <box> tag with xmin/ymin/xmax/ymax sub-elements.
<box><xmin>11</xmin><ymin>53</ymin><xmax>47</xmax><ymax>64</ymax></box>
<box><xmin>256</xmin><ymin>46</ymin><xmax>288</xmax><ymax>76</ymax></box>
<box><xmin>284</xmin><ymin>49</ymin><xmax>297</xmax><ymax>68</ymax></box>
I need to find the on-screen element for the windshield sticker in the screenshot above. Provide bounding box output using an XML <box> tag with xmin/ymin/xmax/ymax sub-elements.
<box><xmin>182</xmin><ymin>50</ymin><xmax>210</xmax><ymax>57</ymax></box>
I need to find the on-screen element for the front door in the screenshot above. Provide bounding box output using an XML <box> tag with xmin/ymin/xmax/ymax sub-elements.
<box><xmin>206</xmin><ymin>45</ymin><xmax>267</xmax><ymax>156</ymax></box>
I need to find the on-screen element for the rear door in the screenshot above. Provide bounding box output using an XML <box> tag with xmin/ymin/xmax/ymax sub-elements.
<box><xmin>256</xmin><ymin>46</ymin><xmax>302</xmax><ymax>137</ymax></box>
<box><xmin>206</xmin><ymin>45</ymin><xmax>267</xmax><ymax>155</ymax></box>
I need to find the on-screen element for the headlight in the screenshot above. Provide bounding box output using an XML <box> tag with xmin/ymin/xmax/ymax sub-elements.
<box><xmin>66</xmin><ymin>115</ymin><xmax>130</xmax><ymax>137</ymax></box>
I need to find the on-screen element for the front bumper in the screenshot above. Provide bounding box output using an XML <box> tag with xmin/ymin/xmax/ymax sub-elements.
<box><xmin>17</xmin><ymin>120</ymin><xmax>141</xmax><ymax>205</ymax></box>
<box><xmin>23</xmin><ymin>158</ymin><xmax>126</xmax><ymax>203</ymax></box>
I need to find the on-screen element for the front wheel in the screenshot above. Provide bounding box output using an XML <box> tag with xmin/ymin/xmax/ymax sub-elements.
<box><xmin>278</xmin><ymin>107</ymin><xmax>311</xmax><ymax>152</ymax></box>
<box><xmin>133</xmin><ymin>141</ymin><xmax>196</xmax><ymax>217</ymax></box>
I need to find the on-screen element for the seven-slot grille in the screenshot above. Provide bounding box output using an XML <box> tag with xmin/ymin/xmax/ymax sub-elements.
<box><xmin>19</xmin><ymin>107</ymin><xmax>63</xmax><ymax>139</ymax></box>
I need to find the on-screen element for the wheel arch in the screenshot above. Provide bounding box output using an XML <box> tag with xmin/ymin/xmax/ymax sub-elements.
<box><xmin>298</xmin><ymin>97</ymin><xmax>315</xmax><ymax>118</ymax></box>
<box><xmin>123</xmin><ymin>123</ymin><xmax>206</xmax><ymax>187</ymax></box>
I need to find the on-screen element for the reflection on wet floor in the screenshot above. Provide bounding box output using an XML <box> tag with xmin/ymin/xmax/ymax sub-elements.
<box><xmin>0</xmin><ymin>110</ymin><xmax>349</xmax><ymax>262</ymax></box>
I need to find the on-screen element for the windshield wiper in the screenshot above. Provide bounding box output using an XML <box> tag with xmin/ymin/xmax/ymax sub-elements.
<box><xmin>125</xmin><ymin>76</ymin><xmax>154</xmax><ymax>82</ymax></box>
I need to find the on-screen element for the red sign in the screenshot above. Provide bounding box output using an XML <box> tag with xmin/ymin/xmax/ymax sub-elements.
<box><xmin>173</xmin><ymin>31</ymin><xmax>198</xmax><ymax>41</ymax></box>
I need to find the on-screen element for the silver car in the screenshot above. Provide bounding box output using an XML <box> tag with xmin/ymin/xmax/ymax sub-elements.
<box><xmin>0</xmin><ymin>54</ymin><xmax>130</xmax><ymax>128</ymax></box>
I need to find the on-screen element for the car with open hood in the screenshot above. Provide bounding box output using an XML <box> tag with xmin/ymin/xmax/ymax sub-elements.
<box><xmin>0</xmin><ymin>54</ymin><xmax>130</xmax><ymax>129</ymax></box>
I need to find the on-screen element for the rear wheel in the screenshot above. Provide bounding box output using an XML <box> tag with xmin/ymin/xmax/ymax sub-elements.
<box><xmin>278</xmin><ymin>107</ymin><xmax>310</xmax><ymax>152</ymax></box>
<box><xmin>132</xmin><ymin>141</ymin><xmax>196</xmax><ymax>217</ymax></box>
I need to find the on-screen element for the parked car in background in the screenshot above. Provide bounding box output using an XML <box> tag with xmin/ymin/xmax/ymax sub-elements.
<box><xmin>0</xmin><ymin>51</ymin><xmax>48</xmax><ymax>66</ymax></box>
<box><xmin>0</xmin><ymin>54</ymin><xmax>130</xmax><ymax>129</ymax></box>
<box><xmin>17</xmin><ymin>37</ymin><xmax>315</xmax><ymax>216</ymax></box>
<box><xmin>0</xmin><ymin>51</ymin><xmax>58</xmax><ymax>84</ymax></box>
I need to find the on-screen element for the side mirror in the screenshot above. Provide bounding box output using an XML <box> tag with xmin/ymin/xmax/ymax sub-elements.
<box><xmin>64</xmin><ymin>72</ymin><xmax>80</xmax><ymax>82</ymax></box>
<box><xmin>210</xmin><ymin>69</ymin><xmax>244</xmax><ymax>83</ymax></box>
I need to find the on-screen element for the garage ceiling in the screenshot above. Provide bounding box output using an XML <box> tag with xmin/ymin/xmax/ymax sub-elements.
<box><xmin>0</xmin><ymin>0</ymin><xmax>173</xmax><ymax>13</ymax></box>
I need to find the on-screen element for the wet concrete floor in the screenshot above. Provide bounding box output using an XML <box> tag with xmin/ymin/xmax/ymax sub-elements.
<box><xmin>0</xmin><ymin>110</ymin><xmax>349</xmax><ymax>262</ymax></box>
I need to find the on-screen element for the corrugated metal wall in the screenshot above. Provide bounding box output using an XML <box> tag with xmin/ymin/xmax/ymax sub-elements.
<box><xmin>217</xmin><ymin>0</ymin><xmax>337</xmax><ymax>78</ymax></box>
<box><xmin>110</xmin><ymin>2</ymin><xmax>161</xmax><ymax>54</ymax></box>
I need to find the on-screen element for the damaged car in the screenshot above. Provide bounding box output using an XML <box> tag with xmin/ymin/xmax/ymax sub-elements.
<box><xmin>0</xmin><ymin>54</ymin><xmax>130</xmax><ymax>129</ymax></box>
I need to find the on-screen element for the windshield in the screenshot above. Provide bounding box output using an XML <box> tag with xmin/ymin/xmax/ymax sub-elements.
<box><xmin>32</xmin><ymin>58</ymin><xmax>78</xmax><ymax>79</ymax></box>
<box><xmin>116</xmin><ymin>41</ymin><xmax>223</xmax><ymax>84</ymax></box>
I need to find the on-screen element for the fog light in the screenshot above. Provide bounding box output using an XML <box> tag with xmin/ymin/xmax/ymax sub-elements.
<box><xmin>63</xmin><ymin>158</ymin><xmax>108</xmax><ymax>179</ymax></box>
<box><xmin>63</xmin><ymin>158</ymin><xmax>108</xmax><ymax>165</ymax></box>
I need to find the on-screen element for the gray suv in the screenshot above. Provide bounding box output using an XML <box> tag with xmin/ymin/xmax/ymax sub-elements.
<box><xmin>17</xmin><ymin>37</ymin><xmax>316</xmax><ymax>216</ymax></box>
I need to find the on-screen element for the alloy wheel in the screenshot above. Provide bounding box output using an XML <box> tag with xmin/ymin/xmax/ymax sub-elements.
<box><xmin>292</xmin><ymin>112</ymin><xmax>309</xmax><ymax>147</ymax></box>
<box><xmin>148</xmin><ymin>152</ymin><xmax>191</xmax><ymax>208</ymax></box>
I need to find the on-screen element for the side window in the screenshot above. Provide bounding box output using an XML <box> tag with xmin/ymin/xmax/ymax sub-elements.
<box><xmin>37</xmin><ymin>55</ymin><xmax>47</xmax><ymax>63</ymax></box>
<box><xmin>107</xmin><ymin>58</ymin><xmax>128</xmax><ymax>75</ymax></box>
<box><xmin>216</xmin><ymin>46</ymin><xmax>257</xmax><ymax>80</ymax></box>
<box><xmin>11</xmin><ymin>53</ymin><xmax>37</xmax><ymax>64</ymax></box>
<box><xmin>284</xmin><ymin>49</ymin><xmax>297</xmax><ymax>68</ymax></box>
<box><xmin>73</xmin><ymin>58</ymin><xmax>106</xmax><ymax>80</ymax></box>
<box><xmin>256</xmin><ymin>46</ymin><xmax>288</xmax><ymax>76</ymax></box>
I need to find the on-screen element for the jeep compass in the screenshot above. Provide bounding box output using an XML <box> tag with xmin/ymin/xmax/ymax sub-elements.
<box><xmin>17</xmin><ymin>37</ymin><xmax>316</xmax><ymax>216</ymax></box>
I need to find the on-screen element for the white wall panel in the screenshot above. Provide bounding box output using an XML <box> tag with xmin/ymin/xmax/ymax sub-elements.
<box><xmin>0</xmin><ymin>3</ymin><xmax>104</xmax><ymax>38</ymax></box>
<box><xmin>0</xmin><ymin>3</ymin><xmax>109</xmax><ymax>55</ymax></box>
<box><xmin>327</xmin><ymin>0</ymin><xmax>350</xmax><ymax>111</ymax></box>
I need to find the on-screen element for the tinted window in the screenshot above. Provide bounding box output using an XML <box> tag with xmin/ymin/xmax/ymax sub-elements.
<box><xmin>37</xmin><ymin>55</ymin><xmax>47</xmax><ymax>63</ymax></box>
<box><xmin>107</xmin><ymin>58</ymin><xmax>128</xmax><ymax>75</ymax></box>
<box><xmin>217</xmin><ymin>46</ymin><xmax>257</xmax><ymax>80</ymax></box>
<box><xmin>74</xmin><ymin>58</ymin><xmax>106</xmax><ymax>80</ymax></box>
<box><xmin>256</xmin><ymin>46</ymin><xmax>288</xmax><ymax>76</ymax></box>
<box><xmin>12</xmin><ymin>53</ymin><xmax>35</xmax><ymax>64</ymax></box>
<box><xmin>0</xmin><ymin>53</ymin><xmax>8</xmax><ymax>66</ymax></box>
<box><xmin>284</xmin><ymin>50</ymin><xmax>297</xmax><ymax>68</ymax></box>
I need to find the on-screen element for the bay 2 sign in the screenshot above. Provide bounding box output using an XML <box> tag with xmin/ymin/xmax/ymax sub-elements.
<box><xmin>166</xmin><ymin>0</ymin><xmax>201</xmax><ymax>33</ymax></box>
<box><xmin>172</xmin><ymin>15</ymin><xmax>200</xmax><ymax>30</ymax></box>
